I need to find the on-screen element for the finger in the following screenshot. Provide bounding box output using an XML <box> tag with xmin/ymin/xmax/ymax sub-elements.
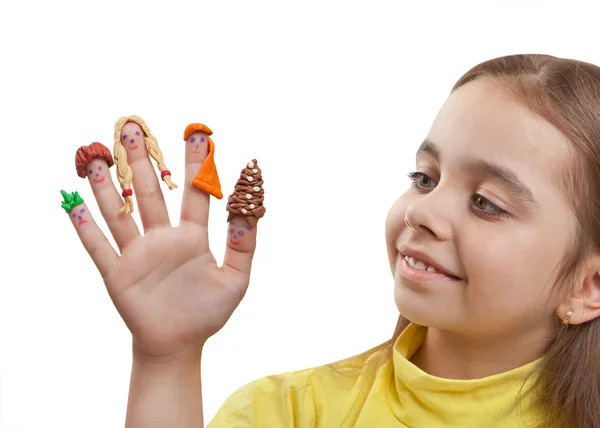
<box><xmin>76</xmin><ymin>143</ymin><xmax>140</xmax><ymax>252</ymax></box>
<box><xmin>222</xmin><ymin>159</ymin><xmax>266</xmax><ymax>287</ymax></box>
<box><xmin>223</xmin><ymin>216</ymin><xmax>258</xmax><ymax>288</ymax></box>
<box><xmin>181</xmin><ymin>123</ymin><xmax>223</xmax><ymax>227</ymax></box>
<box><xmin>61</xmin><ymin>191</ymin><xmax>118</xmax><ymax>280</ymax></box>
<box><xmin>114</xmin><ymin>116</ymin><xmax>172</xmax><ymax>231</ymax></box>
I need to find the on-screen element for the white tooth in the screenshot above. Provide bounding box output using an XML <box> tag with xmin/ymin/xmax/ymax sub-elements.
<box><xmin>414</xmin><ymin>261</ymin><xmax>427</xmax><ymax>270</ymax></box>
<box><xmin>408</xmin><ymin>257</ymin><xmax>416</xmax><ymax>268</ymax></box>
<box><xmin>427</xmin><ymin>266</ymin><xmax>437</xmax><ymax>273</ymax></box>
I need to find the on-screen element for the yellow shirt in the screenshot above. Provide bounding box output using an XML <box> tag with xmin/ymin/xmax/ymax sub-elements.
<box><xmin>208</xmin><ymin>323</ymin><xmax>545</xmax><ymax>427</ymax></box>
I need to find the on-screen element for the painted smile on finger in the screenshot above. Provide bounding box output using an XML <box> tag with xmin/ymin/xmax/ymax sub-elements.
<box><xmin>75</xmin><ymin>143</ymin><xmax>114</xmax><ymax>186</ymax></box>
<box><xmin>228</xmin><ymin>221</ymin><xmax>248</xmax><ymax>246</ymax></box>
<box><xmin>191</xmin><ymin>136</ymin><xmax>206</xmax><ymax>154</ymax></box>
<box><xmin>123</xmin><ymin>130</ymin><xmax>141</xmax><ymax>151</ymax></box>
<box><xmin>88</xmin><ymin>164</ymin><xmax>106</xmax><ymax>183</ymax></box>
<box><xmin>185</xmin><ymin>129</ymin><xmax>209</xmax><ymax>162</ymax></box>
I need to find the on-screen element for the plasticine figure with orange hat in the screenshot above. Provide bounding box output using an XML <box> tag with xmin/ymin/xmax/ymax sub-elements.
<box><xmin>114</xmin><ymin>115</ymin><xmax>178</xmax><ymax>214</ymax></box>
<box><xmin>184</xmin><ymin>123</ymin><xmax>223</xmax><ymax>200</ymax></box>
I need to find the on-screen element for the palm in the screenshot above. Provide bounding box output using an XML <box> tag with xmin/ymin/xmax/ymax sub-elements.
<box><xmin>106</xmin><ymin>224</ymin><xmax>242</xmax><ymax>358</ymax></box>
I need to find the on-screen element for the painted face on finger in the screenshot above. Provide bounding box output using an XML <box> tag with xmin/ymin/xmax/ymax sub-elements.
<box><xmin>121</xmin><ymin>122</ymin><xmax>146</xmax><ymax>160</ymax></box>
<box><xmin>71</xmin><ymin>205</ymin><xmax>90</xmax><ymax>227</ymax></box>
<box><xmin>86</xmin><ymin>158</ymin><xmax>110</xmax><ymax>187</ymax></box>
<box><xmin>186</xmin><ymin>131</ymin><xmax>209</xmax><ymax>163</ymax></box>
<box><xmin>227</xmin><ymin>218</ymin><xmax>255</xmax><ymax>252</ymax></box>
<box><xmin>60</xmin><ymin>190</ymin><xmax>90</xmax><ymax>228</ymax></box>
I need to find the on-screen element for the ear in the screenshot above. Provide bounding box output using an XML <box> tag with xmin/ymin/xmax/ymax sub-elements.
<box><xmin>557</xmin><ymin>254</ymin><xmax>600</xmax><ymax>325</ymax></box>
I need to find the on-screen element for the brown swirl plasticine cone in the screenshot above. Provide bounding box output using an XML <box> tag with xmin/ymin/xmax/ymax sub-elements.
<box><xmin>226</xmin><ymin>159</ymin><xmax>266</xmax><ymax>229</ymax></box>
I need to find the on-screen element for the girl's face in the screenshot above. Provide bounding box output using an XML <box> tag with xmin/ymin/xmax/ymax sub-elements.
<box><xmin>386</xmin><ymin>78</ymin><xmax>577</xmax><ymax>338</ymax></box>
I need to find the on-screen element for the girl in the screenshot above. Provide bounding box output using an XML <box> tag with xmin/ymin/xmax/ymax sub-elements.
<box><xmin>66</xmin><ymin>54</ymin><xmax>600</xmax><ymax>428</ymax></box>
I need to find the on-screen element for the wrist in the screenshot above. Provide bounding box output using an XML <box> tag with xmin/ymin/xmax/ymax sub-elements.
<box><xmin>132</xmin><ymin>345</ymin><xmax>203</xmax><ymax>376</ymax></box>
<box><xmin>127</xmin><ymin>345</ymin><xmax>204</xmax><ymax>427</ymax></box>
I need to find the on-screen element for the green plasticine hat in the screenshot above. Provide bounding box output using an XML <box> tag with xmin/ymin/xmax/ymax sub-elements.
<box><xmin>60</xmin><ymin>190</ymin><xmax>84</xmax><ymax>213</ymax></box>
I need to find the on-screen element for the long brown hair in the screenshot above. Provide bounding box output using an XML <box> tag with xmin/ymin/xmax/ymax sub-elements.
<box><xmin>390</xmin><ymin>54</ymin><xmax>600</xmax><ymax>428</ymax></box>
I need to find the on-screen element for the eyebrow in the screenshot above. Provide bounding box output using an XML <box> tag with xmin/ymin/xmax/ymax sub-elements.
<box><xmin>416</xmin><ymin>139</ymin><xmax>538</xmax><ymax>207</ymax></box>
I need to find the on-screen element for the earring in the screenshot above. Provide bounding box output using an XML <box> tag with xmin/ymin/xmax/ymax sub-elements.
<box><xmin>563</xmin><ymin>310</ymin><xmax>573</xmax><ymax>325</ymax></box>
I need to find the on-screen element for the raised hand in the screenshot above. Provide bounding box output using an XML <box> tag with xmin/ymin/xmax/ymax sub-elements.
<box><xmin>66</xmin><ymin>120</ymin><xmax>265</xmax><ymax>362</ymax></box>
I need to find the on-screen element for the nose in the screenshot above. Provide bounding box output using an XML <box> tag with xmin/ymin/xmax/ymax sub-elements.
<box><xmin>404</xmin><ymin>189</ymin><xmax>454</xmax><ymax>241</ymax></box>
<box><xmin>130</xmin><ymin>139</ymin><xmax>135</xmax><ymax>144</ymax></box>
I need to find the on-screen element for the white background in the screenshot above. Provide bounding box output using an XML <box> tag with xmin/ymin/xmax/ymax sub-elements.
<box><xmin>1</xmin><ymin>1</ymin><xmax>599</xmax><ymax>426</ymax></box>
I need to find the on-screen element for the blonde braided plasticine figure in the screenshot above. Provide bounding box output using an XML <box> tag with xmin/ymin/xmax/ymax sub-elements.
<box><xmin>113</xmin><ymin>115</ymin><xmax>177</xmax><ymax>214</ymax></box>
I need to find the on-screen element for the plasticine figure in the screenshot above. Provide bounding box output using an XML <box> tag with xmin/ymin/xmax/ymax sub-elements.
<box><xmin>226</xmin><ymin>159</ymin><xmax>265</xmax><ymax>228</ymax></box>
<box><xmin>185</xmin><ymin>123</ymin><xmax>223</xmax><ymax>199</ymax></box>
<box><xmin>75</xmin><ymin>142</ymin><xmax>114</xmax><ymax>187</ymax></box>
<box><xmin>114</xmin><ymin>115</ymin><xmax>178</xmax><ymax>214</ymax></box>
<box><xmin>60</xmin><ymin>190</ymin><xmax>90</xmax><ymax>228</ymax></box>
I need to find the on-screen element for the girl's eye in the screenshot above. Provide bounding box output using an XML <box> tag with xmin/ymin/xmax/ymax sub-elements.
<box><xmin>471</xmin><ymin>194</ymin><xmax>510</xmax><ymax>219</ymax></box>
<box><xmin>238</xmin><ymin>231</ymin><xmax>245</xmax><ymax>237</ymax></box>
<box><xmin>408</xmin><ymin>171</ymin><xmax>511</xmax><ymax>220</ymax></box>
<box><xmin>408</xmin><ymin>171</ymin><xmax>437</xmax><ymax>189</ymax></box>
